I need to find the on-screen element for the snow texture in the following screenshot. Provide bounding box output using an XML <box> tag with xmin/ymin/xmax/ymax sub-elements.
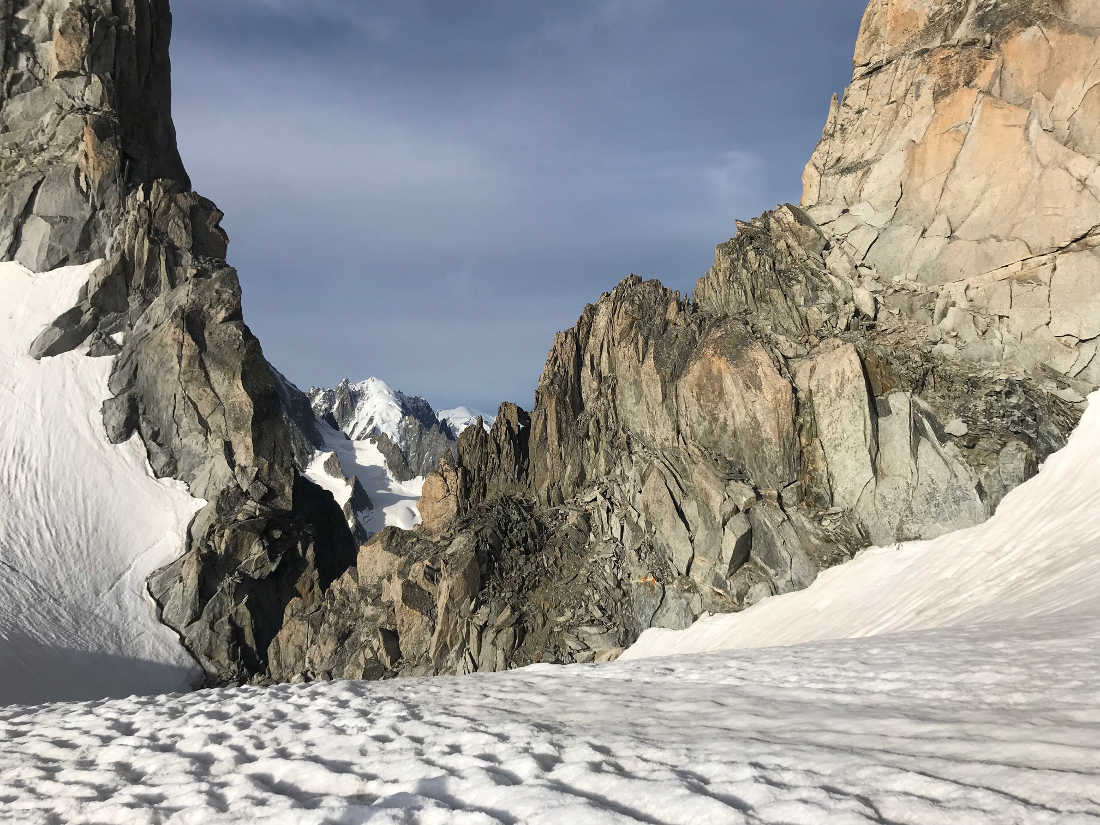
<box><xmin>1</xmin><ymin>612</ymin><xmax>1096</xmax><ymax>824</ymax></box>
<box><xmin>305</xmin><ymin>420</ymin><xmax>424</xmax><ymax>533</ymax></box>
<box><xmin>623</xmin><ymin>391</ymin><xmax>1100</xmax><ymax>661</ymax></box>
<box><xmin>2</xmin><ymin>394</ymin><xmax>1099</xmax><ymax>822</ymax></box>
<box><xmin>439</xmin><ymin>406</ymin><xmax>495</xmax><ymax>436</ymax></box>
<box><xmin>0</xmin><ymin>262</ymin><xmax>204</xmax><ymax>706</ymax></box>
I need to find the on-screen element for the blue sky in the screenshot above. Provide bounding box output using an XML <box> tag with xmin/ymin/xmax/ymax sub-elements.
<box><xmin>170</xmin><ymin>1</ymin><xmax>867</xmax><ymax>412</ymax></box>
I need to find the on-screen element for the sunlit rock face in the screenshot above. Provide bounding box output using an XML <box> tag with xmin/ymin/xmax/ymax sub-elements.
<box><xmin>802</xmin><ymin>0</ymin><xmax>1100</xmax><ymax>386</ymax></box>
<box><xmin>0</xmin><ymin>0</ymin><xmax>188</xmax><ymax>271</ymax></box>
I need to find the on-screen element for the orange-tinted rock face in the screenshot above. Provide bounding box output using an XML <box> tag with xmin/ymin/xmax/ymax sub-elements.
<box><xmin>852</xmin><ymin>0</ymin><xmax>937</xmax><ymax>67</ymax></box>
<box><xmin>803</xmin><ymin>0</ymin><xmax>1100</xmax><ymax>385</ymax></box>
<box><xmin>677</xmin><ymin>327</ymin><xmax>797</xmax><ymax>491</ymax></box>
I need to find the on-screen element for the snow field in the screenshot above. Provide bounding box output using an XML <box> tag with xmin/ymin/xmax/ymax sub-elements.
<box><xmin>305</xmin><ymin>420</ymin><xmax>425</xmax><ymax>533</ymax></box>
<box><xmin>1</xmin><ymin>610</ymin><xmax>1097</xmax><ymax>824</ymax></box>
<box><xmin>0</xmin><ymin>262</ymin><xmax>204</xmax><ymax>705</ymax></box>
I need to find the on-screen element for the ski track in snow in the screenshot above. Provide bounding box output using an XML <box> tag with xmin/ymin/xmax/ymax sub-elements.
<box><xmin>0</xmin><ymin>262</ymin><xmax>204</xmax><ymax>705</ymax></box>
<box><xmin>1</xmin><ymin>612</ymin><xmax>1097</xmax><ymax>824</ymax></box>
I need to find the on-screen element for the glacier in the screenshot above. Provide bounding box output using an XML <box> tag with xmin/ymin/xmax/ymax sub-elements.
<box><xmin>304</xmin><ymin>419</ymin><xmax>425</xmax><ymax>534</ymax></box>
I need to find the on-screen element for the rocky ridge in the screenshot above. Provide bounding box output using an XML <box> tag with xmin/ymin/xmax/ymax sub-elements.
<box><xmin>262</xmin><ymin>0</ymin><xmax>1096</xmax><ymax>683</ymax></box>
<box><xmin>1</xmin><ymin>0</ymin><xmax>355</xmax><ymax>685</ymax></box>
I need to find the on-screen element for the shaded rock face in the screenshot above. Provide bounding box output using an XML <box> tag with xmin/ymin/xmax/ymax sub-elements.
<box><xmin>803</xmin><ymin>0</ymin><xmax>1100</xmax><ymax>392</ymax></box>
<box><xmin>2</xmin><ymin>1</ymin><xmax>356</xmax><ymax>685</ymax></box>
<box><xmin>0</xmin><ymin>0</ymin><xmax>186</xmax><ymax>271</ymax></box>
<box><xmin>420</xmin><ymin>402</ymin><xmax>530</xmax><ymax>533</ymax></box>
<box><xmin>267</xmin><ymin>499</ymin><xmax>635</xmax><ymax>683</ymax></box>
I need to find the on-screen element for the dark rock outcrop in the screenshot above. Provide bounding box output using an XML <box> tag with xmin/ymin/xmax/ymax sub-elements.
<box><xmin>1</xmin><ymin>0</ymin><xmax>356</xmax><ymax>685</ymax></box>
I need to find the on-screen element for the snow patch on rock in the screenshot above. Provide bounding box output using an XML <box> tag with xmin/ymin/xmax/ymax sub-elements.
<box><xmin>439</xmin><ymin>406</ymin><xmax>495</xmax><ymax>436</ymax></box>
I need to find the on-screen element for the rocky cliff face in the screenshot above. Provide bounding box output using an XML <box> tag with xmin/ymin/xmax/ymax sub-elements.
<box><xmin>1</xmin><ymin>0</ymin><xmax>185</xmax><ymax>270</ymax></box>
<box><xmin>263</xmin><ymin>0</ymin><xmax>1097</xmax><ymax>683</ymax></box>
<box><xmin>803</xmin><ymin>0</ymin><xmax>1100</xmax><ymax>393</ymax></box>
<box><xmin>1</xmin><ymin>0</ymin><xmax>355</xmax><ymax>685</ymax></box>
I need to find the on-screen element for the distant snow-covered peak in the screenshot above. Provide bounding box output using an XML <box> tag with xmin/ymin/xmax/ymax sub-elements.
<box><xmin>308</xmin><ymin>378</ymin><xmax>499</xmax><ymax>481</ymax></box>
<box><xmin>439</xmin><ymin>406</ymin><xmax>495</xmax><ymax>437</ymax></box>
<box><xmin>308</xmin><ymin>376</ymin><xmax>438</xmax><ymax>443</ymax></box>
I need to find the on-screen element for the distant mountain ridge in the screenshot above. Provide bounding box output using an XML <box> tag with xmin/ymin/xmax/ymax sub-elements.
<box><xmin>301</xmin><ymin>377</ymin><xmax>493</xmax><ymax>542</ymax></box>
<box><xmin>306</xmin><ymin>377</ymin><xmax>492</xmax><ymax>481</ymax></box>
<box><xmin>439</xmin><ymin>406</ymin><xmax>496</xmax><ymax>438</ymax></box>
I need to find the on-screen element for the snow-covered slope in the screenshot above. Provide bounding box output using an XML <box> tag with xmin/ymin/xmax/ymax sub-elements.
<box><xmin>623</xmin><ymin>392</ymin><xmax>1100</xmax><ymax>660</ymax></box>
<box><xmin>4</xmin><ymin>390</ymin><xmax>1099</xmax><ymax>823</ymax></box>
<box><xmin>304</xmin><ymin>420</ymin><xmax>424</xmax><ymax>534</ymax></box>
<box><xmin>439</xmin><ymin>405</ymin><xmax>495</xmax><ymax>436</ymax></box>
<box><xmin>0</xmin><ymin>262</ymin><xmax>204</xmax><ymax>706</ymax></box>
<box><xmin>2</xmin><ymin>610</ymin><xmax>1096</xmax><ymax>824</ymax></box>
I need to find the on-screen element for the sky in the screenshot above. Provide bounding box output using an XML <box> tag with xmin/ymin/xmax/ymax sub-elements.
<box><xmin>169</xmin><ymin>1</ymin><xmax>868</xmax><ymax>412</ymax></box>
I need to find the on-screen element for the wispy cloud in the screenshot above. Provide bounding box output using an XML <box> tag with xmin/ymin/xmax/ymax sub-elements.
<box><xmin>704</xmin><ymin>149</ymin><xmax>765</xmax><ymax>213</ymax></box>
<box><xmin>594</xmin><ymin>0</ymin><xmax>667</xmax><ymax>26</ymax></box>
<box><xmin>233</xmin><ymin>0</ymin><xmax>396</xmax><ymax>40</ymax></box>
<box><xmin>537</xmin><ymin>0</ymin><xmax>667</xmax><ymax>46</ymax></box>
